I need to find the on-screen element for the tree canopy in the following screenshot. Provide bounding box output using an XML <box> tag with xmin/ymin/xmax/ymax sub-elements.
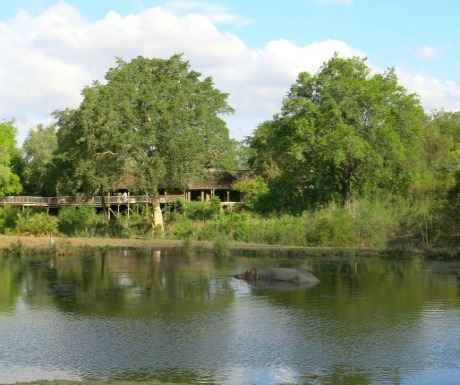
<box><xmin>21</xmin><ymin>123</ymin><xmax>58</xmax><ymax>196</ymax></box>
<box><xmin>249</xmin><ymin>55</ymin><xmax>426</xmax><ymax>211</ymax></box>
<box><xmin>0</xmin><ymin>120</ymin><xmax>22</xmax><ymax>197</ymax></box>
<box><xmin>53</xmin><ymin>54</ymin><xmax>235</xmax><ymax>230</ymax></box>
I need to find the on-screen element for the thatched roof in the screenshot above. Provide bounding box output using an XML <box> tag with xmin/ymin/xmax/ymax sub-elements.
<box><xmin>186</xmin><ymin>171</ymin><xmax>247</xmax><ymax>190</ymax></box>
<box><xmin>114</xmin><ymin>170</ymin><xmax>248</xmax><ymax>192</ymax></box>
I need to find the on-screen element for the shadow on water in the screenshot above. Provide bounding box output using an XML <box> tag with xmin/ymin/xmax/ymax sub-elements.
<box><xmin>0</xmin><ymin>248</ymin><xmax>459</xmax><ymax>384</ymax></box>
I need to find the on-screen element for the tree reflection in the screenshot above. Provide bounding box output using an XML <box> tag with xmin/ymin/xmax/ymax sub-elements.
<box><xmin>0</xmin><ymin>249</ymin><xmax>235</xmax><ymax>318</ymax></box>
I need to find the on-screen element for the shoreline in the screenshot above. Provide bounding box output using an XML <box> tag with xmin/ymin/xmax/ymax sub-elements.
<box><xmin>0</xmin><ymin>234</ymin><xmax>456</xmax><ymax>259</ymax></box>
<box><xmin>0</xmin><ymin>234</ymin><xmax>376</xmax><ymax>256</ymax></box>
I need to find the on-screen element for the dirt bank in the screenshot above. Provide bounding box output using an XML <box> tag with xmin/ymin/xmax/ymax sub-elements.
<box><xmin>0</xmin><ymin>235</ymin><xmax>185</xmax><ymax>249</ymax></box>
<box><xmin>0</xmin><ymin>234</ymin><xmax>383</xmax><ymax>258</ymax></box>
<box><xmin>0</xmin><ymin>234</ymin><xmax>304</xmax><ymax>252</ymax></box>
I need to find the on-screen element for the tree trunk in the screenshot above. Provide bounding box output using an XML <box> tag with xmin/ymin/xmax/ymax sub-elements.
<box><xmin>151</xmin><ymin>190</ymin><xmax>164</xmax><ymax>237</ymax></box>
<box><xmin>342</xmin><ymin>175</ymin><xmax>351</xmax><ymax>209</ymax></box>
<box><xmin>101</xmin><ymin>189</ymin><xmax>108</xmax><ymax>224</ymax></box>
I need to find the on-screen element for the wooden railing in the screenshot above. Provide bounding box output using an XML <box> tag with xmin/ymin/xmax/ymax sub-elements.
<box><xmin>0</xmin><ymin>195</ymin><xmax>185</xmax><ymax>208</ymax></box>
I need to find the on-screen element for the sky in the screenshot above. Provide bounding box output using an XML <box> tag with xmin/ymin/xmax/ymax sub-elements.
<box><xmin>1</xmin><ymin>0</ymin><xmax>459</xmax><ymax>144</ymax></box>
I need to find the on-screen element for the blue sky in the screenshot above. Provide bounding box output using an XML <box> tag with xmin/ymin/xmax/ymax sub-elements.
<box><xmin>1</xmin><ymin>0</ymin><xmax>459</xmax><ymax>142</ymax></box>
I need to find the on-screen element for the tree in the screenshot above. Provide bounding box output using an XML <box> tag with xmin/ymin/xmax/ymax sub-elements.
<box><xmin>423</xmin><ymin>110</ymin><xmax>460</xmax><ymax>194</ymax></box>
<box><xmin>231</xmin><ymin>174</ymin><xmax>268</xmax><ymax>209</ymax></box>
<box><xmin>250</xmin><ymin>55</ymin><xmax>426</xmax><ymax>209</ymax></box>
<box><xmin>54</xmin><ymin>54</ymin><xmax>234</xmax><ymax>233</ymax></box>
<box><xmin>21</xmin><ymin>123</ymin><xmax>58</xmax><ymax>196</ymax></box>
<box><xmin>0</xmin><ymin>120</ymin><xmax>22</xmax><ymax>197</ymax></box>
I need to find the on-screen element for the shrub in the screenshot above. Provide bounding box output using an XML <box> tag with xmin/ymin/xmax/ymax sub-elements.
<box><xmin>213</xmin><ymin>236</ymin><xmax>230</xmax><ymax>258</ymax></box>
<box><xmin>0</xmin><ymin>206</ymin><xmax>19</xmax><ymax>233</ymax></box>
<box><xmin>352</xmin><ymin>197</ymin><xmax>401</xmax><ymax>248</ymax></box>
<box><xmin>184</xmin><ymin>197</ymin><xmax>221</xmax><ymax>221</ymax></box>
<box><xmin>172</xmin><ymin>216</ymin><xmax>195</xmax><ymax>240</ymax></box>
<box><xmin>107</xmin><ymin>216</ymin><xmax>137</xmax><ymax>238</ymax></box>
<box><xmin>305</xmin><ymin>204</ymin><xmax>359</xmax><ymax>247</ymax></box>
<box><xmin>58</xmin><ymin>206</ymin><xmax>99</xmax><ymax>236</ymax></box>
<box><xmin>15</xmin><ymin>212</ymin><xmax>59</xmax><ymax>236</ymax></box>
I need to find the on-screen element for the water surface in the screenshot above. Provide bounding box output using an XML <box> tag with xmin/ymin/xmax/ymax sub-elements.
<box><xmin>0</xmin><ymin>248</ymin><xmax>459</xmax><ymax>384</ymax></box>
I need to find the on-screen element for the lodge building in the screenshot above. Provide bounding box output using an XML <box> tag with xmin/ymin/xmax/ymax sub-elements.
<box><xmin>0</xmin><ymin>171</ymin><xmax>245</xmax><ymax>215</ymax></box>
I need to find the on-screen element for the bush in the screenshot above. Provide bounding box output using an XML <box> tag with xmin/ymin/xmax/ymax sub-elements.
<box><xmin>213</xmin><ymin>236</ymin><xmax>230</xmax><ymax>258</ymax></box>
<box><xmin>184</xmin><ymin>197</ymin><xmax>221</xmax><ymax>221</ymax></box>
<box><xmin>107</xmin><ymin>216</ymin><xmax>137</xmax><ymax>238</ymax></box>
<box><xmin>0</xmin><ymin>206</ymin><xmax>19</xmax><ymax>233</ymax></box>
<box><xmin>15</xmin><ymin>212</ymin><xmax>58</xmax><ymax>236</ymax></box>
<box><xmin>58</xmin><ymin>206</ymin><xmax>99</xmax><ymax>236</ymax></box>
<box><xmin>172</xmin><ymin>216</ymin><xmax>195</xmax><ymax>240</ymax></box>
<box><xmin>352</xmin><ymin>197</ymin><xmax>402</xmax><ymax>248</ymax></box>
<box><xmin>305</xmin><ymin>204</ymin><xmax>359</xmax><ymax>247</ymax></box>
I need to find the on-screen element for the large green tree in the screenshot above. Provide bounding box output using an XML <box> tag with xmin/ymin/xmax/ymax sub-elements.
<box><xmin>21</xmin><ymin>123</ymin><xmax>58</xmax><ymax>196</ymax></box>
<box><xmin>54</xmin><ymin>54</ymin><xmax>234</xmax><ymax>232</ymax></box>
<box><xmin>250</xmin><ymin>55</ymin><xmax>426</xmax><ymax>210</ymax></box>
<box><xmin>0</xmin><ymin>120</ymin><xmax>22</xmax><ymax>197</ymax></box>
<box><xmin>424</xmin><ymin>110</ymin><xmax>460</xmax><ymax>191</ymax></box>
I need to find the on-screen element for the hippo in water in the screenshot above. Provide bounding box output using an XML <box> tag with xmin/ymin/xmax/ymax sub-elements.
<box><xmin>234</xmin><ymin>267</ymin><xmax>320</xmax><ymax>285</ymax></box>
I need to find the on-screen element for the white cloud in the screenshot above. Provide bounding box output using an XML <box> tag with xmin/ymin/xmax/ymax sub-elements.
<box><xmin>164</xmin><ymin>1</ymin><xmax>253</xmax><ymax>26</ymax></box>
<box><xmin>412</xmin><ymin>45</ymin><xmax>440</xmax><ymax>60</ymax></box>
<box><xmin>0</xmin><ymin>2</ymin><xmax>363</xmax><ymax>143</ymax></box>
<box><xmin>1</xmin><ymin>1</ymin><xmax>458</xmax><ymax>147</ymax></box>
<box><xmin>397</xmin><ymin>70</ymin><xmax>460</xmax><ymax>112</ymax></box>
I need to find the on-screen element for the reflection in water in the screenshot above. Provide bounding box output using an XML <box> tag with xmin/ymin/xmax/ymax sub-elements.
<box><xmin>0</xmin><ymin>250</ymin><xmax>459</xmax><ymax>384</ymax></box>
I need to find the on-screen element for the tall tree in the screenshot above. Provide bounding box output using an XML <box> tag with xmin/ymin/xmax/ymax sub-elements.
<box><xmin>426</xmin><ymin>110</ymin><xmax>460</xmax><ymax>180</ymax></box>
<box><xmin>54</xmin><ymin>54</ymin><xmax>234</xmax><ymax>233</ymax></box>
<box><xmin>21</xmin><ymin>123</ymin><xmax>58</xmax><ymax>196</ymax></box>
<box><xmin>250</xmin><ymin>55</ymin><xmax>426</xmax><ymax>209</ymax></box>
<box><xmin>0</xmin><ymin>120</ymin><xmax>22</xmax><ymax>197</ymax></box>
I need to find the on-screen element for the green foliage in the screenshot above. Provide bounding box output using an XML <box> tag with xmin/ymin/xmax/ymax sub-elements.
<box><xmin>0</xmin><ymin>120</ymin><xmax>22</xmax><ymax>197</ymax></box>
<box><xmin>0</xmin><ymin>206</ymin><xmax>20</xmax><ymax>233</ymax></box>
<box><xmin>232</xmin><ymin>175</ymin><xmax>268</xmax><ymax>208</ymax></box>
<box><xmin>58</xmin><ymin>207</ymin><xmax>99</xmax><ymax>236</ymax></box>
<box><xmin>49</xmin><ymin>239</ymin><xmax>74</xmax><ymax>256</ymax></box>
<box><xmin>231</xmin><ymin>139</ymin><xmax>252</xmax><ymax>169</ymax></box>
<box><xmin>54</xmin><ymin>55</ymin><xmax>234</xmax><ymax>198</ymax></box>
<box><xmin>184</xmin><ymin>198</ymin><xmax>221</xmax><ymax>221</ymax></box>
<box><xmin>249</xmin><ymin>55</ymin><xmax>426</xmax><ymax>210</ymax></box>
<box><xmin>5</xmin><ymin>239</ymin><xmax>24</xmax><ymax>258</ymax></box>
<box><xmin>15</xmin><ymin>212</ymin><xmax>58</xmax><ymax>236</ymax></box>
<box><xmin>21</xmin><ymin>123</ymin><xmax>58</xmax><ymax>196</ymax></box>
<box><xmin>171</xmin><ymin>216</ymin><xmax>195</xmax><ymax>240</ymax></box>
<box><xmin>351</xmin><ymin>197</ymin><xmax>403</xmax><ymax>248</ymax></box>
<box><xmin>213</xmin><ymin>236</ymin><xmax>230</xmax><ymax>258</ymax></box>
<box><xmin>107</xmin><ymin>217</ymin><xmax>136</xmax><ymax>238</ymax></box>
<box><xmin>304</xmin><ymin>204</ymin><xmax>359</xmax><ymax>247</ymax></box>
<box><xmin>210</xmin><ymin>196</ymin><xmax>222</xmax><ymax>213</ymax></box>
<box><xmin>163</xmin><ymin>194</ymin><xmax>452</xmax><ymax>249</ymax></box>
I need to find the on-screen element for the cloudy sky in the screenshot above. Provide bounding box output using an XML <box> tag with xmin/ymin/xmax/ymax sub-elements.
<box><xmin>1</xmin><ymin>0</ymin><xmax>459</xmax><ymax>144</ymax></box>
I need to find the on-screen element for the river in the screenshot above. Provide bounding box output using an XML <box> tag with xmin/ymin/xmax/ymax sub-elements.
<box><xmin>0</xmin><ymin>247</ymin><xmax>459</xmax><ymax>384</ymax></box>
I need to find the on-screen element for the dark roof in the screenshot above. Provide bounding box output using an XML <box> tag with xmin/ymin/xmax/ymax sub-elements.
<box><xmin>186</xmin><ymin>171</ymin><xmax>247</xmax><ymax>190</ymax></box>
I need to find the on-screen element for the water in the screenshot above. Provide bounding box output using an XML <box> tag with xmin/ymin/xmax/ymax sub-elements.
<box><xmin>0</xmin><ymin>248</ymin><xmax>459</xmax><ymax>384</ymax></box>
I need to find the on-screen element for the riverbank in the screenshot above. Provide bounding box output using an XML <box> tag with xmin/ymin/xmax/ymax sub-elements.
<box><xmin>0</xmin><ymin>235</ymin><xmax>184</xmax><ymax>249</ymax></box>
<box><xmin>1</xmin><ymin>234</ymin><xmax>457</xmax><ymax>259</ymax></box>
<box><xmin>0</xmin><ymin>234</ymin><xmax>379</xmax><ymax>258</ymax></box>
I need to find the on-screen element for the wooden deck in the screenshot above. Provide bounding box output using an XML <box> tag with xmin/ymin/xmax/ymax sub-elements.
<box><xmin>0</xmin><ymin>195</ymin><xmax>238</xmax><ymax>210</ymax></box>
<box><xmin>0</xmin><ymin>195</ymin><xmax>181</xmax><ymax>208</ymax></box>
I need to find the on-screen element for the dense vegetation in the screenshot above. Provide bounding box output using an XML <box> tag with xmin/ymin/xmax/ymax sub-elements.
<box><xmin>2</xmin><ymin>54</ymin><xmax>460</xmax><ymax>254</ymax></box>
